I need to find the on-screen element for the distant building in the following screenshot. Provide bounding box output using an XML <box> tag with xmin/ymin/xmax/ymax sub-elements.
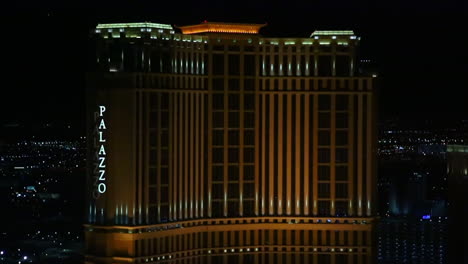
<box><xmin>446</xmin><ymin>145</ymin><xmax>468</xmax><ymax>264</ymax></box>
<box><xmin>85</xmin><ymin>21</ymin><xmax>377</xmax><ymax>264</ymax></box>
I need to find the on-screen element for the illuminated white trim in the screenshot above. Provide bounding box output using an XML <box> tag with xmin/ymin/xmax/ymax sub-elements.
<box><xmin>97</xmin><ymin>22</ymin><xmax>172</xmax><ymax>30</ymax></box>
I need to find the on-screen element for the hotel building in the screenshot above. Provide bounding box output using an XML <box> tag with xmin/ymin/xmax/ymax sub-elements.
<box><xmin>85</xmin><ymin>21</ymin><xmax>377</xmax><ymax>264</ymax></box>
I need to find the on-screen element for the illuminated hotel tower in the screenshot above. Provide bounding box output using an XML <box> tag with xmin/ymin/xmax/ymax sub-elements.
<box><xmin>86</xmin><ymin>21</ymin><xmax>377</xmax><ymax>264</ymax></box>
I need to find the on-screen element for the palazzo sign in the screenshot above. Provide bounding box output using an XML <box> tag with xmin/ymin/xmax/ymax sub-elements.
<box><xmin>93</xmin><ymin>105</ymin><xmax>107</xmax><ymax>198</ymax></box>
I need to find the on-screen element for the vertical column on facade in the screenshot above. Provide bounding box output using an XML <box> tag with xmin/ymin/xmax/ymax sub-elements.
<box><xmin>330</xmin><ymin>94</ymin><xmax>336</xmax><ymax>216</ymax></box>
<box><xmin>137</xmin><ymin>91</ymin><xmax>143</xmax><ymax>224</ymax></box>
<box><xmin>269</xmin><ymin>93</ymin><xmax>275</xmax><ymax>215</ymax></box>
<box><xmin>223</xmin><ymin>52</ymin><xmax>229</xmax><ymax>216</ymax></box>
<box><xmin>184</xmin><ymin>93</ymin><xmax>189</xmax><ymax>219</ymax></box>
<box><xmin>332</xmin><ymin>43</ymin><xmax>336</xmax><ymax>77</ymax></box>
<box><xmin>157</xmin><ymin>93</ymin><xmax>162</xmax><ymax>222</ymax></box>
<box><xmin>313</xmin><ymin>44</ymin><xmax>319</xmax><ymax>76</ymax></box>
<box><xmin>239</xmin><ymin>57</ymin><xmax>245</xmax><ymax>215</ymax></box>
<box><xmin>312</xmin><ymin>94</ymin><xmax>318</xmax><ymax>215</ymax></box>
<box><xmin>287</xmin><ymin>45</ymin><xmax>292</xmax><ymax>76</ymax></box>
<box><xmin>296</xmin><ymin>44</ymin><xmax>301</xmax><ymax>76</ymax></box>
<box><xmin>305</xmin><ymin>45</ymin><xmax>310</xmax><ymax>76</ymax></box>
<box><xmin>270</xmin><ymin>44</ymin><xmax>275</xmax><ymax>76</ymax></box>
<box><xmin>201</xmin><ymin>93</ymin><xmax>205</xmax><ymax>218</ymax></box>
<box><xmin>195</xmin><ymin>93</ymin><xmax>199</xmax><ymax>218</ymax></box>
<box><xmin>277</xmin><ymin>93</ymin><xmax>283</xmax><ymax>215</ymax></box>
<box><xmin>366</xmin><ymin>92</ymin><xmax>373</xmax><ymax>216</ymax></box>
<box><xmin>207</xmin><ymin>45</ymin><xmax>213</xmax><ymax>218</ymax></box>
<box><xmin>279</xmin><ymin>43</ymin><xmax>284</xmax><ymax>76</ymax></box>
<box><xmin>348</xmin><ymin>93</ymin><xmax>354</xmax><ymax>216</ymax></box>
<box><xmin>304</xmin><ymin>94</ymin><xmax>310</xmax><ymax>215</ymax></box>
<box><xmin>295</xmin><ymin>94</ymin><xmax>301</xmax><ymax>215</ymax></box>
<box><xmin>286</xmin><ymin>93</ymin><xmax>292</xmax><ymax>215</ymax></box>
<box><xmin>357</xmin><ymin>93</ymin><xmax>363</xmax><ymax>216</ymax></box>
<box><xmin>168</xmin><ymin>93</ymin><xmax>173</xmax><ymax>221</ymax></box>
<box><xmin>254</xmin><ymin>86</ymin><xmax>260</xmax><ymax>215</ymax></box>
<box><xmin>179</xmin><ymin>93</ymin><xmax>184</xmax><ymax>219</ymax></box>
<box><xmin>189</xmin><ymin>93</ymin><xmax>195</xmax><ymax>218</ymax></box>
<box><xmin>261</xmin><ymin>93</ymin><xmax>266</xmax><ymax>215</ymax></box>
<box><xmin>171</xmin><ymin>93</ymin><xmax>177</xmax><ymax>220</ymax></box>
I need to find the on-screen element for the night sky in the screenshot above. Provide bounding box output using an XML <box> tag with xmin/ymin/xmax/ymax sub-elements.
<box><xmin>2</xmin><ymin>1</ymin><xmax>467</xmax><ymax>137</ymax></box>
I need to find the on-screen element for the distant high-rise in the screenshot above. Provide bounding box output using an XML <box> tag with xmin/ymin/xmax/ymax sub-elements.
<box><xmin>447</xmin><ymin>145</ymin><xmax>468</xmax><ymax>264</ymax></box>
<box><xmin>85</xmin><ymin>21</ymin><xmax>377</xmax><ymax>264</ymax></box>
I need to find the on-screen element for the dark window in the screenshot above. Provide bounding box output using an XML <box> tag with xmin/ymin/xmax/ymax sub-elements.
<box><xmin>336</xmin><ymin>148</ymin><xmax>348</xmax><ymax>163</ymax></box>
<box><xmin>213</xmin><ymin>130</ymin><xmax>224</xmax><ymax>146</ymax></box>
<box><xmin>244</xmin><ymin>165</ymin><xmax>254</xmax><ymax>180</ymax></box>
<box><xmin>212</xmin><ymin>148</ymin><xmax>223</xmax><ymax>163</ymax></box>
<box><xmin>228</xmin><ymin>184</ymin><xmax>239</xmax><ymax>198</ymax></box>
<box><xmin>318</xmin><ymin>95</ymin><xmax>331</xmax><ymax>110</ymax></box>
<box><xmin>212</xmin><ymin>166</ymin><xmax>224</xmax><ymax>181</ymax></box>
<box><xmin>213</xmin><ymin>45</ymin><xmax>224</xmax><ymax>51</ymax></box>
<box><xmin>228</xmin><ymin>78</ymin><xmax>240</xmax><ymax>91</ymax></box>
<box><xmin>318</xmin><ymin>131</ymin><xmax>330</xmax><ymax>146</ymax></box>
<box><xmin>244</xmin><ymin>79</ymin><xmax>255</xmax><ymax>91</ymax></box>
<box><xmin>244</xmin><ymin>112</ymin><xmax>255</xmax><ymax>128</ymax></box>
<box><xmin>212</xmin><ymin>112</ymin><xmax>224</xmax><ymax>128</ymax></box>
<box><xmin>212</xmin><ymin>201</ymin><xmax>223</xmax><ymax>218</ymax></box>
<box><xmin>228</xmin><ymin>94</ymin><xmax>240</xmax><ymax>110</ymax></box>
<box><xmin>318</xmin><ymin>201</ymin><xmax>330</xmax><ymax>216</ymax></box>
<box><xmin>149</xmin><ymin>168</ymin><xmax>157</xmax><ymax>185</ymax></box>
<box><xmin>228</xmin><ymin>166</ymin><xmax>239</xmax><ymax>181</ymax></box>
<box><xmin>336</xmin><ymin>166</ymin><xmax>348</xmax><ymax>181</ymax></box>
<box><xmin>161</xmin><ymin>130</ymin><xmax>168</xmax><ymax>147</ymax></box>
<box><xmin>161</xmin><ymin>167</ymin><xmax>168</xmax><ymax>184</ymax></box>
<box><xmin>244</xmin><ymin>94</ymin><xmax>255</xmax><ymax>110</ymax></box>
<box><xmin>318</xmin><ymin>113</ymin><xmax>330</xmax><ymax>128</ymax></box>
<box><xmin>228</xmin><ymin>130</ymin><xmax>239</xmax><ymax>145</ymax></box>
<box><xmin>228</xmin><ymin>112</ymin><xmax>240</xmax><ymax>128</ymax></box>
<box><xmin>244</xmin><ymin>55</ymin><xmax>255</xmax><ymax>76</ymax></box>
<box><xmin>336</xmin><ymin>131</ymin><xmax>348</xmax><ymax>146</ymax></box>
<box><xmin>335</xmin><ymin>201</ymin><xmax>348</xmax><ymax>217</ymax></box>
<box><xmin>318</xmin><ymin>148</ymin><xmax>330</xmax><ymax>163</ymax></box>
<box><xmin>161</xmin><ymin>149</ymin><xmax>168</xmax><ymax>164</ymax></box>
<box><xmin>212</xmin><ymin>184</ymin><xmax>224</xmax><ymax>199</ymax></box>
<box><xmin>228</xmin><ymin>200</ymin><xmax>239</xmax><ymax>215</ymax></box>
<box><xmin>212</xmin><ymin>54</ymin><xmax>224</xmax><ymax>75</ymax></box>
<box><xmin>228</xmin><ymin>148</ymin><xmax>239</xmax><ymax>163</ymax></box>
<box><xmin>212</xmin><ymin>78</ymin><xmax>224</xmax><ymax>91</ymax></box>
<box><xmin>244</xmin><ymin>130</ymin><xmax>255</xmax><ymax>145</ymax></box>
<box><xmin>336</xmin><ymin>183</ymin><xmax>348</xmax><ymax>199</ymax></box>
<box><xmin>228</xmin><ymin>55</ymin><xmax>240</xmax><ymax>75</ymax></box>
<box><xmin>244</xmin><ymin>148</ymin><xmax>255</xmax><ymax>163</ymax></box>
<box><xmin>212</xmin><ymin>94</ymin><xmax>224</xmax><ymax>110</ymax></box>
<box><xmin>335</xmin><ymin>56</ymin><xmax>350</xmax><ymax>76</ymax></box>
<box><xmin>336</xmin><ymin>113</ymin><xmax>348</xmax><ymax>128</ymax></box>
<box><xmin>318</xmin><ymin>183</ymin><xmax>330</xmax><ymax>198</ymax></box>
<box><xmin>318</xmin><ymin>166</ymin><xmax>330</xmax><ymax>180</ymax></box>
<box><xmin>336</xmin><ymin>95</ymin><xmax>348</xmax><ymax>110</ymax></box>
<box><xmin>244</xmin><ymin>183</ymin><xmax>255</xmax><ymax>198</ymax></box>
<box><xmin>318</xmin><ymin>56</ymin><xmax>332</xmax><ymax>76</ymax></box>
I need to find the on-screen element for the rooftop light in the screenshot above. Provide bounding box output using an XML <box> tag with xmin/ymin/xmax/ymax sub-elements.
<box><xmin>311</xmin><ymin>30</ymin><xmax>354</xmax><ymax>37</ymax></box>
<box><xmin>96</xmin><ymin>22</ymin><xmax>173</xmax><ymax>30</ymax></box>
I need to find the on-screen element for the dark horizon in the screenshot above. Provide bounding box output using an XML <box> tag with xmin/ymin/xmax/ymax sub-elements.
<box><xmin>1</xmin><ymin>3</ymin><xmax>467</xmax><ymax>132</ymax></box>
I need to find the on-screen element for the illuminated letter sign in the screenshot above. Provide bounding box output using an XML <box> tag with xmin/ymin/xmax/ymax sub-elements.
<box><xmin>93</xmin><ymin>105</ymin><xmax>107</xmax><ymax>198</ymax></box>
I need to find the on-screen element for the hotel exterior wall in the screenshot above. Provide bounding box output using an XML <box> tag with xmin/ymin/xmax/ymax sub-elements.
<box><xmin>87</xmin><ymin>25</ymin><xmax>376</xmax><ymax>264</ymax></box>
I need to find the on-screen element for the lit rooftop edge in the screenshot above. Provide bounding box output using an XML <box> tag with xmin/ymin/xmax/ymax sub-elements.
<box><xmin>96</xmin><ymin>22</ymin><xmax>173</xmax><ymax>30</ymax></box>
<box><xmin>447</xmin><ymin>145</ymin><xmax>468</xmax><ymax>153</ymax></box>
<box><xmin>311</xmin><ymin>30</ymin><xmax>355</xmax><ymax>36</ymax></box>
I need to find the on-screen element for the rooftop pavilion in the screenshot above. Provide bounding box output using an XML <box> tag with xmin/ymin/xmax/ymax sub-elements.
<box><xmin>177</xmin><ymin>21</ymin><xmax>266</xmax><ymax>35</ymax></box>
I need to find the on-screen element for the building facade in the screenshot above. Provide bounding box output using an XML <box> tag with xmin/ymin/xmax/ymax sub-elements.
<box><xmin>446</xmin><ymin>145</ymin><xmax>468</xmax><ymax>264</ymax></box>
<box><xmin>85</xmin><ymin>21</ymin><xmax>377</xmax><ymax>264</ymax></box>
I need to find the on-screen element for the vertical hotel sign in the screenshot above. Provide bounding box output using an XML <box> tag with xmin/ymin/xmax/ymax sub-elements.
<box><xmin>93</xmin><ymin>105</ymin><xmax>107</xmax><ymax>199</ymax></box>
